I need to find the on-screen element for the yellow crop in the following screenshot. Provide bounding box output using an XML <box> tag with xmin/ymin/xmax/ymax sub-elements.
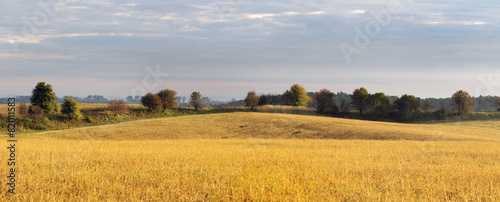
<box><xmin>0</xmin><ymin>112</ymin><xmax>499</xmax><ymax>201</ymax></box>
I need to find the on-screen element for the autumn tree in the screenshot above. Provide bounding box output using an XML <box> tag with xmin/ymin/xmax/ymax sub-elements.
<box><xmin>283</xmin><ymin>84</ymin><xmax>310</xmax><ymax>107</ymax></box>
<box><xmin>61</xmin><ymin>97</ymin><xmax>82</xmax><ymax>120</ymax></box>
<box><xmin>351</xmin><ymin>87</ymin><xmax>370</xmax><ymax>115</ymax></box>
<box><xmin>108</xmin><ymin>99</ymin><xmax>128</xmax><ymax>113</ymax></box>
<box><xmin>452</xmin><ymin>90</ymin><xmax>473</xmax><ymax>116</ymax></box>
<box><xmin>245</xmin><ymin>91</ymin><xmax>260</xmax><ymax>111</ymax></box>
<box><xmin>141</xmin><ymin>93</ymin><xmax>162</xmax><ymax>111</ymax></box>
<box><xmin>280</xmin><ymin>90</ymin><xmax>292</xmax><ymax>106</ymax></box>
<box><xmin>30</xmin><ymin>82</ymin><xmax>58</xmax><ymax>114</ymax></box>
<box><xmin>157</xmin><ymin>89</ymin><xmax>178</xmax><ymax>111</ymax></box>
<box><xmin>189</xmin><ymin>92</ymin><xmax>203</xmax><ymax>111</ymax></box>
<box><xmin>394</xmin><ymin>94</ymin><xmax>420</xmax><ymax>121</ymax></box>
<box><xmin>314</xmin><ymin>89</ymin><xmax>335</xmax><ymax>114</ymax></box>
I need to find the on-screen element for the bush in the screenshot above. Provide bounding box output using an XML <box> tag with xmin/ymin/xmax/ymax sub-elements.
<box><xmin>433</xmin><ymin>109</ymin><xmax>447</xmax><ymax>120</ymax></box>
<box><xmin>108</xmin><ymin>99</ymin><xmax>128</xmax><ymax>113</ymax></box>
<box><xmin>61</xmin><ymin>97</ymin><xmax>82</xmax><ymax>121</ymax></box>
<box><xmin>32</xmin><ymin>123</ymin><xmax>47</xmax><ymax>130</ymax></box>
<box><xmin>141</xmin><ymin>93</ymin><xmax>163</xmax><ymax>111</ymax></box>
<box><xmin>18</xmin><ymin>103</ymin><xmax>29</xmax><ymax>116</ymax></box>
<box><xmin>28</xmin><ymin>105</ymin><xmax>45</xmax><ymax>119</ymax></box>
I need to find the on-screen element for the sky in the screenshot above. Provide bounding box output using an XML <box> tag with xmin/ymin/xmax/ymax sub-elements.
<box><xmin>1</xmin><ymin>0</ymin><xmax>500</xmax><ymax>101</ymax></box>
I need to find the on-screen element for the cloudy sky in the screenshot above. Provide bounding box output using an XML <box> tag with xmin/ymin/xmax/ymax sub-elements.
<box><xmin>1</xmin><ymin>0</ymin><xmax>499</xmax><ymax>100</ymax></box>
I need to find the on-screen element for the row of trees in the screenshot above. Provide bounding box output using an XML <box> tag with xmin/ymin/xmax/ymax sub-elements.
<box><xmin>26</xmin><ymin>82</ymin><xmax>83</xmax><ymax>120</ymax></box>
<box><xmin>245</xmin><ymin>84</ymin><xmax>482</xmax><ymax>121</ymax></box>
<box><xmin>22</xmin><ymin>82</ymin><xmax>500</xmax><ymax>123</ymax></box>
<box><xmin>25</xmin><ymin>82</ymin><xmax>210</xmax><ymax>122</ymax></box>
<box><xmin>140</xmin><ymin>90</ymin><xmax>203</xmax><ymax>111</ymax></box>
<box><xmin>245</xmin><ymin>84</ymin><xmax>312</xmax><ymax>111</ymax></box>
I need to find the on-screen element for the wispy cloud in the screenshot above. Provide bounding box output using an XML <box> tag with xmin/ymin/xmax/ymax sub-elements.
<box><xmin>1</xmin><ymin>0</ymin><xmax>499</xmax><ymax>99</ymax></box>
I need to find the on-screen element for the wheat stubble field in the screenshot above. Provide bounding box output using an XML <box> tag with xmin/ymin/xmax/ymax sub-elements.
<box><xmin>1</xmin><ymin>112</ymin><xmax>500</xmax><ymax>201</ymax></box>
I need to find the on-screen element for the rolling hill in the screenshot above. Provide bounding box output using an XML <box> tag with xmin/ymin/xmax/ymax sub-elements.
<box><xmin>30</xmin><ymin>112</ymin><xmax>500</xmax><ymax>141</ymax></box>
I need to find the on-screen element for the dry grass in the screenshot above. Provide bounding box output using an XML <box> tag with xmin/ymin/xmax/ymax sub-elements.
<box><xmin>0</xmin><ymin>138</ymin><xmax>499</xmax><ymax>201</ymax></box>
<box><xmin>0</xmin><ymin>103</ymin><xmax>145</xmax><ymax>116</ymax></box>
<box><xmin>0</xmin><ymin>112</ymin><xmax>499</xmax><ymax>201</ymax></box>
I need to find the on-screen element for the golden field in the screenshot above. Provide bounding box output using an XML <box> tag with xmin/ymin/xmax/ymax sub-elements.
<box><xmin>0</xmin><ymin>112</ymin><xmax>499</xmax><ymax>201</ymax></box>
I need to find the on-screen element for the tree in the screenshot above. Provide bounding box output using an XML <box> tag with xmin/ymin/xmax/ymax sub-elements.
<box><xmin>189</xmin><ymin>92</ymin><xmax>203</xmax><ymax>111</ymax></box>
<box><xmin>280</xmin><ymin>90</ymin><xmax>292</xmax><ymax>106</ymax></box>
<box><xmin>351</xmin><ymin>87</ymin><xmax>370</xmax><ymax>115</ymax></box>
<box><xmin>369</xmin><ymin>92</ymin><xmax>391</xmax><ymax>117</ymax></box>
<box><xmin>156</xmin><ymin>89</ymin><xmax>178</xmax><ymax>110</ymax></box>
<box><xmin>141</xmin><ymin>93</ymin><xmax>162</xmax><ymax>111</ymax></box>
<box><xmin>452</xmin><ymin>90</ymin><xmax>473</xmax><ymax>116</ymax></box>
<box><xmin>338</xmin><ymin>99</ymin><xmax>350</xmax><ymax>113</ymax></box>
<box><xmin>245</xmin><ymin>91</ymin><xmax>260</xmax><ymax>111</ymax></box>
<box><xmin>108</xmin><ymin>99</ymin><xmax>128</xmax><ymax>113</ymax></box>
<box><xmin>258</xmin><ymin>94</ymin><xmax>269</xmax><ymax>106</ymax></box>
<box><xmin>496</xmin><ymin>96</ymin><xmax>500</xmax><ymax>111</ymax></box>
<box><xmin>421</xmin><ymin>100</ymin><xmax>430</xmax><ymax>112</ymax></box>
<box><xmin>314</xmin><ymin>89</ymin><xmax>335</xmax><ymax>114</ymax></box>
<box><xmin>30</xmin><ymin>82</ymin><xmax>58</xmax><ymax>114</ymax></box>
<box><xmin>61</xmin><ymin>97</ymin><xmax>82</xmax><ymax>120</ymax></box>
<box><xmin>289</xmin><ymin>84</ymin><xmax>310</xmax><ymax>107</ymax></box>
<box><xmin>394</xmin><ymin>94</ymin><xmax>420</xmax><ymax>121</ymax></box>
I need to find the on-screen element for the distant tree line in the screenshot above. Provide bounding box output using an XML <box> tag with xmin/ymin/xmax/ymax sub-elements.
<box><xmin>3</xmin><ymin>90</ymin><xmax>498</xmax><ymax>112</ymax></box>
<box><xmin>243</xmin><ymin>84</ymin><xmax>498</xmax><ymax>122</ymax></box>
<box><xmin>221</xmin><ymin>89</ymin><xmax>499</xmax><ymax>112</ymax></box>
<box><xmin>3</xmin><ymin>82</ymin><xmax>500</xmax><ymax>123</ymax></box>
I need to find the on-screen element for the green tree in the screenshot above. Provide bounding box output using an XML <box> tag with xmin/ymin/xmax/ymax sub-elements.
<box><xmin>287</xmin><ymin>84</ymin><xmax>310</xmax><ymax>107</ymax></box>
<box><xmin>258</xmin><ymin>94</ymin><xmax>269</xmax><ymax>106</ymax></box>
<box><xmin>394</xmin><ymin>94</ymin><xmax>420</xmax><ymax>121</ymax></box>
<box><xmin>351</xmin><ymin>87</ymin><xmax>370</xmax><ymax>115</ymax></box>
<box><xmin>452</xmin><ymin>90</ymin><xmax>473</xmax><ymax>116</ymax></box>
<box><xmin>369</xmin><ymin>92</ymin><xmax>391</xmax><ymax>117</ymax></box>
<box><xmin>245</xmin><ymin>91</ymin><xmax>260</xmax><ymax>111</ymax></box>
<box><xmin>61</xmin><ymin>97</ymin><xmax>82</xmax><ymax>120</ymax></box>
<box><xmin>30</xmin><ymin>82</ymin><xmax>58</xmax><ymax>114</ymax></box>
<box><xmin>141</xmin><ymin>93</ymin><xmax>162</xmax><ymax>111</ymax></box>
<box><xmin>156</xmin><ymin>89</ymin><xmax>178</xmax><ymax>111</ymax></box>
<box><xmin>314</xmin><ymin>89</ymin><xmax>335</xmax><ymax>114</ymax></box>
<box><xmin>189</xmin><ymin>92</ymin><xmax>203</xmax><ymax>111</ymax></box>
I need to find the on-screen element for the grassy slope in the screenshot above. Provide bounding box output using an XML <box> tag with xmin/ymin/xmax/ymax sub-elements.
<box><xmin>3</xmin><ymin>112</ymin><xmax>500</xmax><ymax>201</ymax></box>
<box><xmin>31</xmin><ymin>112</ymin><xmax>500</xmax><ymax>141</ymax></box>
